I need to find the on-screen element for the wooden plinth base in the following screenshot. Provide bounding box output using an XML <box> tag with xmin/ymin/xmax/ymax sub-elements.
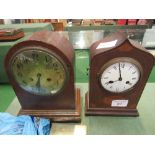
<box><xmin>18</xmin><ymin>88</ymin><xmax>81</xmax><ymax>122</ymax></box>
<box><xmin>85</xmin><ymin>92</ymin><xmax>139</xmax><ymax>117</ymax></box>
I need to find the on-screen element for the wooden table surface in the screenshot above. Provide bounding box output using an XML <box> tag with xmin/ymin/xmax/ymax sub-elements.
<box><xmin>6</xmin><ymin>83</ymin><xmax>155</xmax><ymax>135</ymax></box>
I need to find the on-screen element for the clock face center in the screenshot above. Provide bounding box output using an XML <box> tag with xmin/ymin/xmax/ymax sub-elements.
<box><xmin>11</xmin><ymin>48</ymin><xmax>67</xmax><ymax>96</ymax></box>
<box><xmin>119</xmin><ymin>77</ymin><xmax>122</xmax><ymax>81</ymax></box>
<box><xmin>100</xmin><ymin>59</ymin><xmax>141</xmax><ymax>93</ymax></box>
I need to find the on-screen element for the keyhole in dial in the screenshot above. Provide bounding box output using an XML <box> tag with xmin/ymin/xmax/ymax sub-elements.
<box><xmin>47</xmin><ymin>78</ymin><xmax>52</xmax><ymax>82</ymax></box>
<box><xmin>126</xmin><ymin>81</ymin><xmax>129</xmax><ymax>84</ymax></box>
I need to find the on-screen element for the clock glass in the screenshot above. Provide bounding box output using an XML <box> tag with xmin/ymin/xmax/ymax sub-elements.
<box><xmin>100</xmin><ymin>58</ymin><xmax>141</xmax><ymax>93</ymax></box>
<box><xmin>11</xmin><ymin>47</ymin><xmax>67</xmax><ymax>95</ymax></box>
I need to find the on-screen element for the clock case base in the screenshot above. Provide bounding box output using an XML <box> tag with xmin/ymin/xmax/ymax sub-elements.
<box><xmin>85</xmin><ymin>93</ymin><xmax>139</xmax><ymax>117</ymax></box>
<box><xmin>18</xmin><ymin>88</ymin><xmax>81</xmax><ymax>122</ymax></box>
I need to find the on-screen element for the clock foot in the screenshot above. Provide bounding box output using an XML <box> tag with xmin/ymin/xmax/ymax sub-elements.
<box><xmin>85</xmin><ymin>92</ymin><xmax>139</xmax><ymax>117</ymax></box>
<box><xmin>18</xmin><ymin>88</ymin><xmax>81</xmax><ymax>122</ymax></box>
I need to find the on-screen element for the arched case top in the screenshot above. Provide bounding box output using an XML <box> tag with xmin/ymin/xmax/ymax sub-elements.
<box><xmin>28</xmin><ymin>31</ymin><xmax>74</xmax><ymax>62</ymax></box>
<box><xmin>5</xmin><ymin>31</ymin><xmax>74</xmax><ymax>66</ymax></box>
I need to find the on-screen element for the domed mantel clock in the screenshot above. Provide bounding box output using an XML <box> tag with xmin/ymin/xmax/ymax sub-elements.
<box><xmin>5</xmin><ymin>31</ymin><xmax>81</xmax><ymax>122</ymax></box>
<box><xmin>85</xmin><ymin>32</ymin><xmax>155</xmax><ymax>116</ymax></box>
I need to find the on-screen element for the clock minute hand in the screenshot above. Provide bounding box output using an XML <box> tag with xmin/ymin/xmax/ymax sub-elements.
<box><xmin>118</xmin><ymin>63</ymin><xmax>122</xmax><ymax>81</ymax></box>
<box><xmin>36</xmin><ymin>73</ymin><xmax>42</xmax><ymax>89</ymax></box>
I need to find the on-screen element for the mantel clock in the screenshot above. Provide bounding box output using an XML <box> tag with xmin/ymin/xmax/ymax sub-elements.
<box><xmin>5</xmin><ymin>31</ymin><xmax>81</xmax><ymax>122</ymax></box>
<box><xmin>85</xmin><ymin>32</ymin><xmax>154</xmax><ymax>116</ymax></box>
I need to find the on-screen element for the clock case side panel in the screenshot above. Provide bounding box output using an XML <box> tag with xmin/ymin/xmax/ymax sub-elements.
<box><xmin>5</xmin><ymin>39</ymin><xmax>78</xmax><ymax>111</ymax></box>
<box><xmin>86</xmin><ymin>35</ymin><xmax>155</xmax><ymax>116</ymax></box>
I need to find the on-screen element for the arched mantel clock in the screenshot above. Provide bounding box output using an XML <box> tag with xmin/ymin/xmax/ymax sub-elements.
<box><xmin>5</xmin><ymin>31</ymin><xmax>81</xmax><ymax>122</ymax></box>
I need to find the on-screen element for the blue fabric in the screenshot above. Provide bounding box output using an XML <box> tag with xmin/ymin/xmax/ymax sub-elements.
<box><xmin>0</xmin><ymin>113</ymin><xmax>51</xmax><ymax>135</ymax></box>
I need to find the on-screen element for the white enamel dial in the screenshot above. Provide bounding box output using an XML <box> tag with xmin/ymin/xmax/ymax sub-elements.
<box><xmin>100</xmin><ymin>61</ymin><xmax>140</xmax><ymax>93</ymax></box>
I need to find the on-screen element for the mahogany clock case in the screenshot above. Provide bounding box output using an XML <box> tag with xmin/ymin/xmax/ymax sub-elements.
<box><xmin>5</xmin><ymin>31</ymin><xmax>81</xmax><ymax>122</ymax></box>
<box><xmin>85</xmin><ymin>32</ymin><xmax>155</xmax><ymax>116</ymax></box>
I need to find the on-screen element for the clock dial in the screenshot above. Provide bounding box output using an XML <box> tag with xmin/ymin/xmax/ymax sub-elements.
<box><xmin>100</xmin><ymin>60</ymin><xmax>140</xmax><ymax>93</ymax></box>
<box><xmin>11</xmin><ymin>48</ymin><xmax>67</xmax><ymax>95</ymax></box>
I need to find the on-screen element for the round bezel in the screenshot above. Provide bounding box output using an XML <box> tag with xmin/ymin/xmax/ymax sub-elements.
<box><xmin>10</xmin><ymin>46</ymin><xmax>69</xmax><ymax>96</ymax></box>
<box><xmin>98</xmin><ymin>57</ymin><xmax>143</xmax><ymax>93</ymax></box>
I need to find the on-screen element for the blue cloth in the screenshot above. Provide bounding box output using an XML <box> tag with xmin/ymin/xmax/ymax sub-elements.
<box><xmin>0</xmin><ymin>113</ymin><xmax>51</xmax><ymax>135</ymax></box>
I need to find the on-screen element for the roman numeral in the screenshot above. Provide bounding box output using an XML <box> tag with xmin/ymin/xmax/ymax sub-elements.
<box><xmin>103</xmin><ymin>77</ymin><xmax>108</xmax><ymax>79</ymax></box>
<box><xmin>132</xmin><ymin>77</ymin><xmax>136</xmax><ymax>80</ymax></box>
<box><xmin>121</xmin><ymin>63</ymin><xmax>125</xmax><ymax>68</ymax></box>
<box><xmin>23</xmin><ymin>59</ymin><xmax>29</xmax><ymax>64</ymax></box>
<box><xmin>53</xmin><ymin>63</ymin><xmax>58</xmax><ymax>67</ymax></box>
<box><xmin>116</xmin><ymin>88</ymin><xmax>119</xmax><ymax>92</ymax></box>
<box><xmin>45</xmin><ymin>56</ymin><xmax>51</xmax><ymax>63</ymax></box>
<box><xmin>16</xmin><ymin>63</ymin><xmax>23</xmax><ymax>69</ymax></box>
<box><xmin>132</xmin><ymin>71</ymin><xmax>136</xmax><ymax>74</ymax></box>
<box><xmin>52</xmin><ymin>63</ymin><xmax>59</xmax><ymax>71</ymax></box>
<box><xmin>13</xmin><ymin>57</ymin><xmax>18</xmax><ymax>64</ymax></box>
<box><xmin>32</xmin><ymin>53</ymin><xmax>39</xmax><ymax>60</ymax></box>
<box><xmin>129</xmin><ymin>66</ymin><xmax>133</xmax><ymax>70</ymax></box>
<box><xmin>113</xmin><ymin>66</ymin><xmax>117</xmax><ymax>70</ymax></box>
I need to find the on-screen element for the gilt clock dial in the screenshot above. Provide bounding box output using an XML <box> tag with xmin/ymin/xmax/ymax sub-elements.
<box><xmin>11</xmin><ymin>47</ymin><xmax>67</xmax><ymax>96</ymax></box>
<box><xmin>100</xmin><ymin>58</ymin><xmax>141</xmax><ymax>93</ymax></box>
<box><xmin>5</xmin><ymin>31</ymin><xmax>81</xmax><ymax>122</ymax></box>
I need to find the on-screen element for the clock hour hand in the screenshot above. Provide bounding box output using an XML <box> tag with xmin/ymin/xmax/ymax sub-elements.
<box><xmin>118</xmin><ymin>63</ymin><xmax>122</xmax><ymax>81</ymax></box>
<box><xmin>36</xmin><ymin>73</ymin><xmax>42</xmax><ymax>89</ymax></box>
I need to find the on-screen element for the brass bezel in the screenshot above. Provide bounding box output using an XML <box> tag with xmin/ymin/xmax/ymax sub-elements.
<box><xmin>10</xmin><ymin>46</ymin><xmax>69</xmax><ymax>96</ymax></box>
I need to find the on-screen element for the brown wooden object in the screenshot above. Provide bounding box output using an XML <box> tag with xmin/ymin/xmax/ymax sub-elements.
<box><xmin>5</xmin><ymin>31</ymin><xmax>81</xmax><ymax>122</ymax></box>
<box><xmin>85</xmin><ymin>32</ymin><xmax>154</xmax><ymax>116</ymax></box>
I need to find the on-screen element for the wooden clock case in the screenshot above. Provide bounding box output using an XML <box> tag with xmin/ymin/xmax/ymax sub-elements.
<box><xmin>5</xmin><ymin>31</ymin><xmax>81</xmax><ymax>122</ymax></box>
<box><xmin>85</xmin><ymin>32</ymin><xmax>155</xmax><ymax>116</ymax></box>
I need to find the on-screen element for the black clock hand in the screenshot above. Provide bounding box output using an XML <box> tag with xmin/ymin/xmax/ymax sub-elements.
<box><xmin>36</xmin><ymin>73</ymin><xmax>42</xmax><ymax>89</ymax></box>
<box><xmin>118</xmin><ymin>63</ymin><xmax>122</xmax><ymax>81</ymax></box>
